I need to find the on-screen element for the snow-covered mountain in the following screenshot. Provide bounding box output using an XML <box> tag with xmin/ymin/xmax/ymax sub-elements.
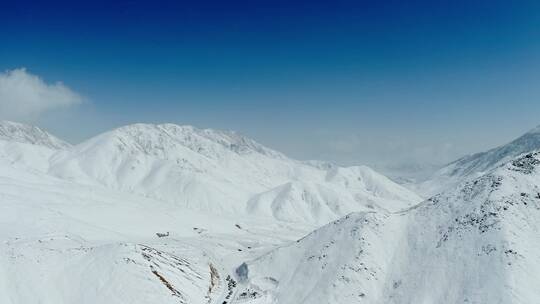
<box><xmin>0</xmin><ymin>121</ymin><xmax>423</xmax><ymax>303</ymax></box>
<box><xmin>0</xmin><ymin>149</ymin><xmax>309</xmax><ymax>304</ymax></box>
<box><xmin>0</xmin><ymin>120</ymin><xmax>70</xmax><ymax>149</ymax></box>
<box><xmin>1</xmin><ymin>120</ymin><xmax>540</xmax><ymax>303</ymax></box>
<box><xmin>236</xmin><ymin>151</ymin><xmax>540</xmax><ymax>303</ymax></box>
<box><xmin>246</xmin><ymin>166</ymin><xmax>420</xmax><ymax>225</ymax></box>
<box><xmin>0</xmin><ymin>121</ymin><xmax>70</xmax><ymax>172</ymax></box>
<box><xmin>45</xmin><ymin>123</ymin><xmax>420</xmax><ymax>225</ymax></box>
<box><xmin>418</xmin><ymin>124</ymin><xmax>540</xmax><ymax>196</ymax></box>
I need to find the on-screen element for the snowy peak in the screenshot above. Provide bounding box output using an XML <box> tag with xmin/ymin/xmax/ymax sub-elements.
<box><xmin>418</xmin><ymin>124</ymin><xmax>540</xmax><ymax>196</ymax></box>
<box><xmin>0</xmin><ymin>121</ymin><xmax>70</xmax><ymax>149</ymax></box>
<box><xmin>452</xmin><ymin>124</ymin><xmax>540</xmax><ymax>174</ymax></box>
<box><xmin>84</xmin><ymin>123</ymin><xmax>287</xmax><ymax>160</ymax></box>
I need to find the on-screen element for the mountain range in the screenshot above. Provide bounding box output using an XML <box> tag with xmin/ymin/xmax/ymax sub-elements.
<box><xmin>1</xmin><ymin>120</ymin><xmax>539</xmax><ymax>303</ymax></box>
<box><xmin>0</xmin><ymin>121</ymin><xmax>420</xmax><ymax>226</ymax></box>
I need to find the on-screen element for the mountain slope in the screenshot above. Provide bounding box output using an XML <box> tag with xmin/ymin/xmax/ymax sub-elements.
<box><xmin>3</xmin><ymin>241</ymin><xmax>217</xmax><ymax>304</ymax></box>
<box><xmin>236</xmin><ymin>151</ymin><xmax>540</xmax><ymax>303</ymax></box>
<box><xmin>0</xmin><ymin>154</ymin><xmax>309</xmax><ymax>304</ymax></box>
<box><xmin>47</xmin><ymin>123</ymin><xmax>421</xmax><ymax>224</ymax></box>
<box><xmin>0</xmin><ymin>121</ymin><xmax>69</xmax><ymax>172</ymax></box>
<box><xmin>418</xmin><ymin>124</ymin><xmax>540</xmax><ymax>196</ymax></box>
<box><xmin>246</xmin><ymin>181</ymin><xmax>374</xmax><ymax>225</ymax></box>
<box><xmin>0</xmin><ymin>120</ymin><xmax>70</xmax><ymax>149</ymax></box>
<box><xmin>246</xmin><ymin>166</ymin><xmax>420</xmax><ymax>225</ymax></box>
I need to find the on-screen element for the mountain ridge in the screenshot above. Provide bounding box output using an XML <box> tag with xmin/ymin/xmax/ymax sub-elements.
<box><xmin>237</xmin><ymin>150</ymin><xmax>540</xmax><ymax>303</ymax></box>
<box><xmin>0</xmin><ymin>120</ymin><xmax>70</xmax><ymax>149</ymax></box>
<box><xmin>417</xmin><ymin>124</ymin><xmax>540</xmax><ymax>196</ymax></box>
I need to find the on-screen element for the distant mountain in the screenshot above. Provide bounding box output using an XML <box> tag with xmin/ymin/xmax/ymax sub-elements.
<box><xmin>418</xmin><ymin>124</ymin><xmax>540</xmax><ymax>196</ymax></box>
<box><xmin>375</xmin><ymin>162</ymin><xmax>443</xmax><ymax>185</ymax></box>
<box><xmin>0</xmin><ymin>120</ymin><xmax>70</xmax><ymax>149</ymax></box>
<box><xmin>237</xmin><ymin>151</ymin><xmax>540</xmax><ymax>303</ymax></box>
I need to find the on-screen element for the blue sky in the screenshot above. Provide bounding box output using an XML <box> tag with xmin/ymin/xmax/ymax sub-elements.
<box><xmin>1</xmin><ymin>0</ymin><xmax>540</xmax><ymax>168</ymax></box>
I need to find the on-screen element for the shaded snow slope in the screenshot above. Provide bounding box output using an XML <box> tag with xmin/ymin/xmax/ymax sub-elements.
<box><xmin>419</xmin><ymin>124</ymin><xmax>540</xmax><ymax>196</ymax></box>
<box><xmin>237</xmin><ymin>151</ymin><xmax>540</xmax><ymax>304</ymax></box>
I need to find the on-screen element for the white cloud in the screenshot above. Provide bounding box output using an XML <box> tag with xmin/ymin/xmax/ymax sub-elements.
<box><xmin>0</xmin><ymin>68</ymin><xmax>82</xmax><ymax>120</ymax></box>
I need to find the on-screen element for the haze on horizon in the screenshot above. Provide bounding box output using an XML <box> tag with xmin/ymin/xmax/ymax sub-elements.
<box><xmin>1</xmin><ymin>0</ymin><xmax>540</xmax><ymax>172</ymax></box>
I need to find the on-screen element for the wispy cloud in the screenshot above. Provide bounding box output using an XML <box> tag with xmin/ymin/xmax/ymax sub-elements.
<box><xmin>0</xmin><ymin>68</ymin><xmax>82</xmax><ymax>121</ymax></box>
